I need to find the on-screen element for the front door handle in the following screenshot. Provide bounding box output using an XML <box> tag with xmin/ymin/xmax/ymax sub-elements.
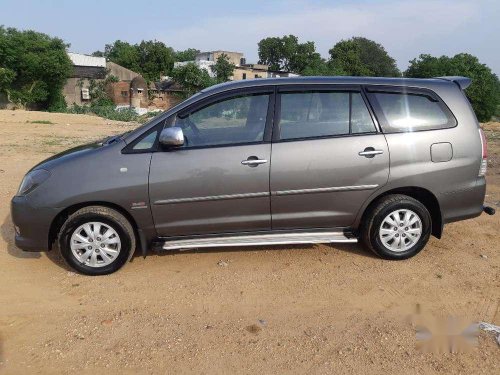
<box><xmin>241</xmin><ymin>156</ymin><xmax>268</xmax><ymax>167</ymax></box>
<box><xmin>358</xmin><ymin>147</ymin><xmax>384</xmax><ymax>158</ymax></box>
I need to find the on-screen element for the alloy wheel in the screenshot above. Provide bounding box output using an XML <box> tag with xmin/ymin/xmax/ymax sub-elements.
<box><xmin>378</xmin><ymin>209</ymin><xmax>422</xmax><ymax>252</ymax></box>
<box><xmin>70</xmin><ymin>222</ymin><xmax>121</xmax><ymax>267</ymax></box>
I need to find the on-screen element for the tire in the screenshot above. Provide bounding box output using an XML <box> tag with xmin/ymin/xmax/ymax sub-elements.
<box><xmin>58</xmin><ymin>206</ymin><xmax>136</xmax><ymax>275</ymax></box>
<box><xmin>361</xmin><ymin>194</ymin><xmax>431</xmax><ymax>260</ymax></box>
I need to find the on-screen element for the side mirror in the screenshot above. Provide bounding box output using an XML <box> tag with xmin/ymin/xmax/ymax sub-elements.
<box><xmin>159</xmin><ymin>127</ymin><xmax>184</xmax><ymax>148</ymax></box>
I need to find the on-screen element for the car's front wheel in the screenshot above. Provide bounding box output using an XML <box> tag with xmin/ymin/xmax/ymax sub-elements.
<box><xmin>361</xmin><ymin>194</ymin><xmax>432</xmax><ymax>259</ymax></box>
<box><xmin>58</xmin><ymin>206</ymin><xmax>135</xmax><ymax>275</ymax></box>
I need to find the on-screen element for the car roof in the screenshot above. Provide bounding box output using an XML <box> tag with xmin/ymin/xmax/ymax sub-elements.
<box><xmin>199</xmin><ymin>76</ymin><xmax>457</xmax><ymax>97</ymax></box>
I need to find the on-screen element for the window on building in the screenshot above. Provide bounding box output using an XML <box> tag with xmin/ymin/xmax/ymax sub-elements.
<box><xmin>255</xmin><ymin>74</ymin><xmax>260</xmax><ymax>78</ymax></box>
<box><xmin>121</xmin><ymin>91</ymin><xmax>128</xmax><ymax>97</ymax></box>
<box><xmin>278</xmin><ymin>91</ymin><xmax>376</xmax><ymax>140</ymax></box>
<box><xmin>81</xmin><ymin>88</ymin><xmax>90</xmax><ymax>100</ymax></box>
<box><xmin>137</xmin><ymin>88</ymin><xmax>144</xmax><ymax>94</ymax></box>
<box><xmin>370</xmin><ymin>92</ymin><xmax>456</xmax><ymax>132</ymax></box>
<box><xmin>242</xmin><ymin>73</ymin><xmax>247</xmax><ymax>80</ymax></box>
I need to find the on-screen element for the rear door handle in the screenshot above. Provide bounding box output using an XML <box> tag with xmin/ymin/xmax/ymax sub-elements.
<box><xmin>358</xmin><ymin>148</ymin><xmax>384</xmax><ymax>158</ymax></box>
<box><xmin>241</xmin><ymin>157</ymin><xmax>268</xmax><ymax>167</ymax></box>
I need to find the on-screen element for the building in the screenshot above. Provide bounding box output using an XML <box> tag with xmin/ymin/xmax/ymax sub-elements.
<box><xmin>233</xmin><ymin>63</ymin><xmax>270</xmax><ymax>80</ymax></box>
<box><xmin>174</xmin><ymin>59</ymin><xmax>216</xmax><ymax>77</ymax></box>
<box><xmin>196</xmin><ymin>51</ymin><xmax>244</xmax><ymax>67</ymax></box>
<box><xmin>63</xmin><ymin>53</ymin><xmax>148</xmax><ymax>109</ymax></box>
<box><xmin>174</xmin><ymin>50</ymin><xmax>298</xmax><ymax>81</ymax></box>
<box><xmin>63</xmin><ymin>53</ymin><xmax>107</xmax><ymax>106</ymax></box>
<box><xmin>148</xmin><ymin>80</ymin><xmax>184</xmax><ymax>110</ymax></box>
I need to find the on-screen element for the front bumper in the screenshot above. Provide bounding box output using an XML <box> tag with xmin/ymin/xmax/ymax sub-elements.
<box><xmin>10</xmin><ymin>196</ymin><xmax>60</xmax><ymax>251</ymax></box>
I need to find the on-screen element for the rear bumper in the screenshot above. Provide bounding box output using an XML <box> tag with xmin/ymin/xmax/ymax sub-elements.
<box><xmin>10</xmin><ymin>196</ymin><xmax>59</xmax><ymax>251</ymax></box>
<box><xmin>439</xmin><ymin>177</ymin><xmax>486</xmax><ymax>224</ymax></box>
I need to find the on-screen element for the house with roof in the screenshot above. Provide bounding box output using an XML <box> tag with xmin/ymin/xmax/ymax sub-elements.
<box><xmin>63</xmin><ymin>53</ymin><xmax>149</xmax><ymax>110</ymax></box>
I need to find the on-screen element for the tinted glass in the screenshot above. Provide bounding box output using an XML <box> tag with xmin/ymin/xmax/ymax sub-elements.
<box><xmin>279</xmin><ymin>91</ymin><xmax>375</xmax><ymax>140</ymax></box>
<box><xmin>351</xmin><ymin>93</ymin><xmax>376</xmax><ymax>133</ymax></box>
<box><xmin>176</xmin><ymin>93</ymin><xmax>269</xmax><ymax>147</ymax></box>
<box><xmin>133</xmin><ymin>130</ymin><xmax>158</xmax><ymax>150</ymax></box>
<box><xmin>373</xmin><ymin>92</ymin><xmax>454</xmax><ymax>132</ymax></box>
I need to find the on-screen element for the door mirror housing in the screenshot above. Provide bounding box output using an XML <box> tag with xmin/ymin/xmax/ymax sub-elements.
<box><xmin>159</xmin><ymin>127</ymin><xmax>184</xmax><ymax>148</ymax></box>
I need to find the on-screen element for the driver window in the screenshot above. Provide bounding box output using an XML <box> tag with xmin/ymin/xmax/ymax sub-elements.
<box><xmin>175</xmin><ymin>93</ymin><xmax>270</xmax><ymax>148</ymax></box>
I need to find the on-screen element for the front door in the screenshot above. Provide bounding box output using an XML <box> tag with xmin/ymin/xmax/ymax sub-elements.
<box><xmin>270</xmin><ymin>86</ymin><xmax>389</xmax><ymax>229</ymax></box>
<box><xmin>149</xmin><ymin>89</ymin><xmax>274</xmax><ymax>237</ymax></box>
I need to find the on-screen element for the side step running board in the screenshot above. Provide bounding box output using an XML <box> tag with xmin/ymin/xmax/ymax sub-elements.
<box><xmin>161</xmin><ymin>231</ymin><xmax>357</xmax><ymax>251</ymax></box>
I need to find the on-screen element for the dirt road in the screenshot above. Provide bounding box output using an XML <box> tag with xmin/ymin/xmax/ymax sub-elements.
<box><xmin>0</xmin><ymin>110</ymin><xmax>498</xmax><ymax>374</ymax></box>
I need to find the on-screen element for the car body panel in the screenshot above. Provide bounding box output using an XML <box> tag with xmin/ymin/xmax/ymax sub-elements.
<box><xmin>149</xmin><ymin>144</ymin><xmax>272</xmax><ymax>236</ymax></box>
<box><xmin>270</xmin><ymin>134</ymin><xmax>389</xmax><ymax>228</ymax></box>
<box><xmin>13</xmin><ymin>141</ymin><xmax>155</xmax><ymax>250</ymax></box>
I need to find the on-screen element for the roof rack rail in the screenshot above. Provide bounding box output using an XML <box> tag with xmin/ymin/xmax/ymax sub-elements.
<box><xmin>435</xmin><ymin>76</ymin><xmax>471</xmax><ymax>90</ymax></box>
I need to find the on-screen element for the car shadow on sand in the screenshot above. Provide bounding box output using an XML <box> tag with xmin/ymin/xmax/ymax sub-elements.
<box><xmin>2</xmin><ymin>212</ymin><xmax>376</xmax><ymax>273</ymax></box>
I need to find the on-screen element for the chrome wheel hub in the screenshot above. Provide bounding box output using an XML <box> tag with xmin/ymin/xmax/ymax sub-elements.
<box><xmin>379</xmin><ymin>209</ymin><xmax>422</xmax><ymax>252</ymax></box>
<box><xmin>70</xmin><ymin>222</ymin><xmax>121</xmax><ymax>268</ymax></box>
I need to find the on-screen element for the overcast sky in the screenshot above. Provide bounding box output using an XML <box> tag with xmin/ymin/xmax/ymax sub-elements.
<box><xmin>1</xmin><ymin>0</ymin><xmax>499</xmax><ymax>74</ymax></box>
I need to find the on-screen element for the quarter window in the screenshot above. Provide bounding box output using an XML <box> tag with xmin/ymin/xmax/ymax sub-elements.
<box><xmin>175</xmin><ymin>93</ymin><xmax>270</xmax><ymax>148</ymax></box>
<box><xmin>351</xmin><ymin>92</ymin><xmax>377</xmax><ymax>134</ymax></box>
<box><xmin>278</xmin><ymin>91</ymin><xmax>375</xmax><ymax>140</ymax></box>
<box><xmin>132</xmin><ymin>130</ymin><xmax>158</xmax><ymax>150</ymax></box>
<box><xmin>370</xmin><ymin>92</ymin><xmax>456</xmax><ymax>132</ymax></box>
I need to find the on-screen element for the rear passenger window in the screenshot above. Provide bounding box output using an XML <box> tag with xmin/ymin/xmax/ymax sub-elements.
<box><xmin>279</xmin><ymin>91</ymin><xmax>376</xmax><ymax>140</ymax></box>
<box><xmin>370</xmin><ymin>92</ymin><xmax>456</xmax><ymax>132</ymax></box>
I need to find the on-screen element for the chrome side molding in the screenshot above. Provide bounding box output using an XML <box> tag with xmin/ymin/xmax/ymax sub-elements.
<box><xmin>155</xmin><ymin>185</ymin><xmax>379</xmax><ymax>205</ymax></box>
<box><xmin>273</xmin><ymin>184</ymin><xmax>378</xmax><ymax>196</ymax></box>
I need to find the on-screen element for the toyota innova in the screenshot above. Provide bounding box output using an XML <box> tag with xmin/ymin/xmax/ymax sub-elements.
<box><xmin>11</xmin><ymin>76</ymin><xmax>495</xmax><ymax>275</ymax></box>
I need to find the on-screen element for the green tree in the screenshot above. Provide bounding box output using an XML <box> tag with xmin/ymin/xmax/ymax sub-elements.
<box><xmin>174</xmin><ymin>48</ymin><xmax>200</xmax><ymax>62</ymax></box>
<box><xmin>171</xmin><ymin>62</ymin><xmax>215</xmax><ymax>98</ymax></box>
<box><xmin>350</xmin><ymin>37</ymin><xmax>400</xmax><ymax>77</ymax></box>
<box><xmin>0</xmin><ymin>26</ymin><xmax>72</xmax><ymax>109</ymax></box>
<box><xmin>137</xmin><ymin>40</ymin><xmax>175</xmax><ymax>81</ymax></box>
<box><xmin>104</xmin><ymin>40</ymin><xmax>141</xmax><ymax>73</ymax></box>
<box><xmin>258</xmin><ymin>35</ymin><xmax>324</xmax><ymax>74</ymax></box>
<box><xmin>328</xmin><ymin>37</ymin><xmax>400</xmax><ymax>77</ymax></box>
<box><xmin>104</xmin><ymin>40</ymin><xmax>176</xmax><ymax>81</ymax></box>
<box><xmin>405</xmin><ymin>53</ymin><xmax>500</xmax><ymax>122</ymax></box>
<box><xmin>211</xmin><ymin>53</ymin><xmax>235</xmax><ymax>83</ymax></box>
<box><xmin>328</xmin><ymin>39</ymin><xmax>373</xmax><ymax>76</ymax></box>
<box><xmin>0</xmin><ymin>67</ymin><xmax>15</xmax><ymax>96</ymax></box>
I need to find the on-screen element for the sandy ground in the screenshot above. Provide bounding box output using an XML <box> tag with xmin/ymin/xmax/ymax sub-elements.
<box><xmin>0</xmin><ymin>110</ymin><xmax>498</xmax><ymax>374</ymax></box>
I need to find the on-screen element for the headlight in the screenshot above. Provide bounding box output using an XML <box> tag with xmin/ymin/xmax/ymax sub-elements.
<box><xmin>16</xmin><ymin>169</ymin><xmax>51</xmax><ymax>196</ymax></box>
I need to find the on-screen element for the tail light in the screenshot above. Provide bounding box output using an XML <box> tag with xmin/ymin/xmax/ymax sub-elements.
<box><xmin>478</xmin><ymin>128</ymin><xmax>488</xmax><ymax>177</ymax></box>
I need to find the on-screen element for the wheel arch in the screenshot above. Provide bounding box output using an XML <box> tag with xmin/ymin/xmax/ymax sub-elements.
<box><xmin>357</xmin><ymin>187</ymin><xmax>443</xmax><ymax>238</ymax></box>
<box><xmin>48</xmin><ymin>201</ymin><xmax>140</xmax><ymax>250</ymax></box>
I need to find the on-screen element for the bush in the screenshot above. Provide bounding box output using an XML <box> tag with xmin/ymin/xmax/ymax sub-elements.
<box><xmin>0</xmin><ymin>27</ymin><xmax>72</xmax><ymax>109</ymax></box>
<box><xmin>64</xmin><ymin>103</ymin><xmax>156</xmax><ymax>123</ymax></box>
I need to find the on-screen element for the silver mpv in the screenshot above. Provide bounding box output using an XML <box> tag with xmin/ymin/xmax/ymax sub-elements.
<box><xmin>11</xmin><ymin>76</ymin><xmax>495</xmax><ymax>275</ymax></box>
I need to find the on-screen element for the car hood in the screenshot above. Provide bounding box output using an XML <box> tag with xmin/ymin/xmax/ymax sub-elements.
<box><xmin>30</xmin><ymin>140</ymin><xmax>121</xmax><ymax>172</ymax></box>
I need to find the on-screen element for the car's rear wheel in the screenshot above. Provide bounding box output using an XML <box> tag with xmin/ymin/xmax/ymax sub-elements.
<box><xmin>361</xmin><ymin>194</ymin><xmax>431</xmax><ymax>259</ymax></box>
<box><xmin>58</xmin><ymin>206</ymin><xmax>135</xmax><ymax>275</ymax></box>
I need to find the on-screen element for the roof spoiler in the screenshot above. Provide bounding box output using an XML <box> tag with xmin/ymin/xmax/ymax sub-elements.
<box><xmin>435</xmin><ymin>76</ymin><xmax>472</xmax><ymax>90</ymax></box>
